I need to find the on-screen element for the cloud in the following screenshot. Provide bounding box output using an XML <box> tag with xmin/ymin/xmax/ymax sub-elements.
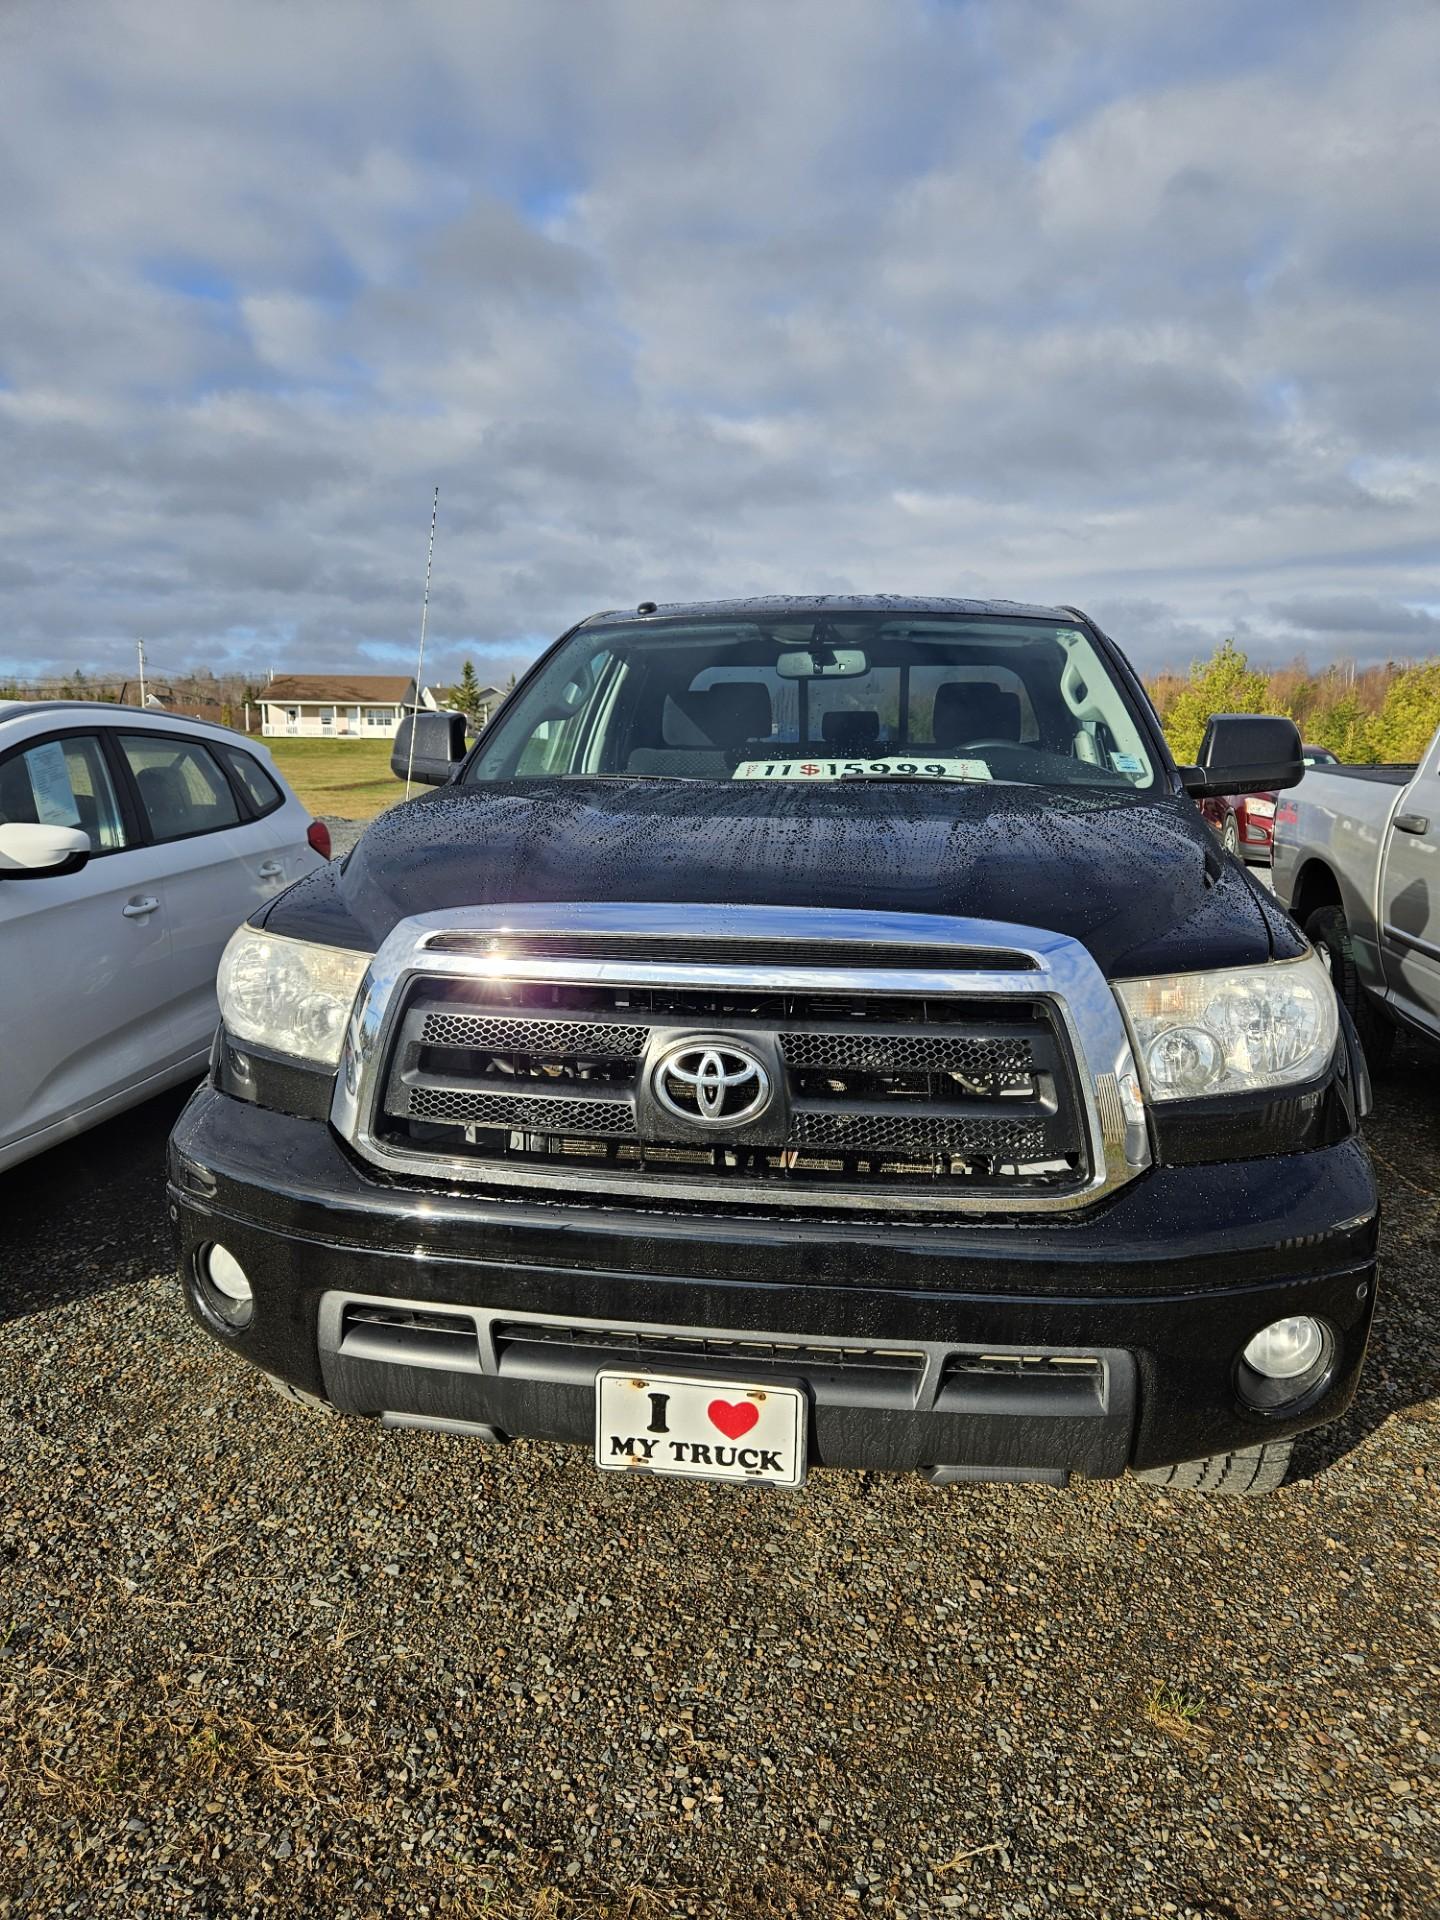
<box><xmin>0</xmin><ymin>0</ymin><xmax>1437</xmax><ymax>688</ymax></box>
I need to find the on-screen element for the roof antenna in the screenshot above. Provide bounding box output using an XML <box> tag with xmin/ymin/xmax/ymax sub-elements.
<box><xmin>404</xmin><ymin>485</ymin><xmax>440</xmax><ymax>800</ymax></box>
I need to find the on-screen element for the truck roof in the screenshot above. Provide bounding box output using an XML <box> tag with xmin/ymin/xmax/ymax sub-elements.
<box><xmin>583</xmin><ymin>593</ymin><xmax>1083</xmax><ymax>625</ymax></box>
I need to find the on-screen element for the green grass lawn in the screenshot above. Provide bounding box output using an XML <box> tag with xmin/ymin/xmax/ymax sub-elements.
<box><xmin>260</xmin><ymin>736</ymin><xmax>406</xmax><ymax>820</ymax></box>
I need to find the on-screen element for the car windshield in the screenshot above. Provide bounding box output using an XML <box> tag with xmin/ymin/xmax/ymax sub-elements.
<box><xmin>464</xmin><ymin>613</ymin><xmax>1160</xmax><ymax>792</ymax></box>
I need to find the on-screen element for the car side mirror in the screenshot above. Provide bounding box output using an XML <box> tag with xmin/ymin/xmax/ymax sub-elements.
<box><xmin>0</xmin><ymin>822</ymin><xmax>92</xmax><ymax>877</ymax></box>
<box><xmin>1178</xmin><ymin>714</ymin><xmax>1304</xmax><ymax>799</ymax></box>
<box><xmin>392</xmin><ymin>711</ymin><xmax>468</xmax><ymax>786</ymax></box>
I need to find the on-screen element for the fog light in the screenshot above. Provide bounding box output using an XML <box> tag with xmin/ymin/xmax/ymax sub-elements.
<box><xmin>196</xmin><ymin>1243</ymin><xmax>254</xmax><ymax>1331</ymax></box>
<box><xmin>1237</xmin><ymin>1315</ymin><xmax>1333</xmax><ymax>1412</ymax></box>
<box><xmin>1243</xmin><ymin>1316</ymin><xmax>1325</xmax><ymax>1380</ymax></box>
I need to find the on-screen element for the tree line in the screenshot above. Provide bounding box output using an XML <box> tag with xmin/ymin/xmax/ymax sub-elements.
<box><xmin>7</xmin><ymin>645</ymin><xmax>1437</xmax><ymax>766</ymax></box>
<box><xmin>1146</xmin><ymin>642</ymin><xmax>1440</xmax><ymax>766</ymax></box>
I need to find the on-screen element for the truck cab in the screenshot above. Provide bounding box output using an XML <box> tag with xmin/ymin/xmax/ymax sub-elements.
<box><xmin>168</xmin><ymin>598</ymin><xmax>1377</xmax><ymax>1496</ymax></box>
<box><xmin>1274</xmin><ymin>721</ymin><xmax>1440</xmax><ymax>1061</ymax></box>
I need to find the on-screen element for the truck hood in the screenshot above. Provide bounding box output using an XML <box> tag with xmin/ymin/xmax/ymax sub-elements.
<box><xmin>267</xmin><ymin>778</ymin><xmax>1296</xmax><ymax>977</ymax></box>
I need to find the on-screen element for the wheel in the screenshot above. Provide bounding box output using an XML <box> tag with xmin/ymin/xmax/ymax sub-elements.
<box><xmin>1221</xmin><ymin>812</ymin><xmax>1240</xmax><ymax>856</ymax></box>
<box><xmin>262</xmin><ymin>1372</ymin><xmax>339</xmax><ymax>1416</ymax></box>
<box><xmin>1304</xmin><ymin>903</ymin><xmax>1396</xmax><ymax>1069</ymax></box>
<box><xmin>1133</xmin><ymin>1440</ymin><xmax>1292</xmax><ymax>1495</ymax></box>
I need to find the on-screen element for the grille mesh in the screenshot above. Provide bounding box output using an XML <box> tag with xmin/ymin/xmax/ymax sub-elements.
<box><xmin>791</xmin><ymin>1110</ymin><xmax>1047</xmax><ymax>1158</ymax></box>
<box><xmin>420</xmin><ymin>1011</ymin><xmax>649</xmax><ymax>1057</ymax></box>
<box><xmin>780</xmin><ymin>1030</ymin><xmax>1031</xmax><ymax>1076</ymax></box>
<box><xmin>408</xmin><ymin>1087</ymin><xmax>633</xmax><ymax>1134</ymax></box>
<box><xmin>382</xmin><ymin>973</ymin><xmax>1085</xmax><ymax>1197</ymax></box>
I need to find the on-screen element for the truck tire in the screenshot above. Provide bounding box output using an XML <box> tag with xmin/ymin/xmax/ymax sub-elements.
<box><xmin>1133</xmin><ymin>1440</ymin><xmax>1292</xmax><ymax>1495</ymax></box>
<box><xmin>262</xmin><ymin>1372</ymin><xmax>339</xmax><ymax>1416</ymax></box>
<box><xmin>1304</xmin><ymin>903</ymin><xmax>1395</xmax><ymax>1069</ymax></box>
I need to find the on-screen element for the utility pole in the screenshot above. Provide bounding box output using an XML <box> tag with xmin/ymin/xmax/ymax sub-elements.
<box><xmin>137</xmin><ymin>640</ymin><xmax>146</xmax><ymax>710</ymax></box>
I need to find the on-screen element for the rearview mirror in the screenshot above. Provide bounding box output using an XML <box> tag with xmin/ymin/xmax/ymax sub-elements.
<box><xmin>392</xmin><ymin>710</ymin><xmax>469</xmax><ymax>786</ymax></box>
<box><xmin>0</xmin><ymin>822</ymin><xmax>92</xmax><ymax>877</ymax></box>
<box><xmin>1178</xmin><ymin>714</ymin><xmax>1304</xmax><ymax>799</ymax></box>
<box><xmin>775</xmin><ymin>648</ymin><xmax>870</xmax><ymax>680</ymax></box>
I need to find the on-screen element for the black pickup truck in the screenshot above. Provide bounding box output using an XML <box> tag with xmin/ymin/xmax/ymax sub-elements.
<box><xmin>169</xmin><ymin>597</ymin><xmax>1377</xmax><ymax>1496</ymax></box>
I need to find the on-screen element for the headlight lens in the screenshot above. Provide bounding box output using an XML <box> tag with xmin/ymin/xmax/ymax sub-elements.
<box><xmin>217</xmin><ymin>927</ymin><xmax>371</xmax><ymax>1066</ymax></box>
<box><xmin>1116</xmin><ymin>952</ymin><xmax>1338</xmax><ymax>1102</ymax></box>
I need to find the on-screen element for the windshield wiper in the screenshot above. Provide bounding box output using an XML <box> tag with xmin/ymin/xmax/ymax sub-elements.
<box><xmin>559</xmin><ymin>773</ymin><xmax>705</xmax><ymax>783</ymax></box>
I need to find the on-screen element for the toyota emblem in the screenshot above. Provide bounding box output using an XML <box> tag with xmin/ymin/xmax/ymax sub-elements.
<box><xmin>651</xmin><ymin>1039</ymin><xmax>772</xmax><ymax>1127</ymax></box>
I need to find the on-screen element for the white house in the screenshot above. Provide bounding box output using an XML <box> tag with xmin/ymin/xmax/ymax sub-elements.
<box><xmin>260</xmin><ymin>675</ymin><xmax>434</xmax><ymax>740</ymax></box>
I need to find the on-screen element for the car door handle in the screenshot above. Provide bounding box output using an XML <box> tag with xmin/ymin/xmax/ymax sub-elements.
<box><xmin>258</xmin><ymin>861</ymin><xmax>286</xmax><ymax>879</ymax></box>
<box><xmin>122</xmin><ymin>897</ymin><xmax>160</xmax><ymax>918</ymax></box>
<box><xmin>1394</xmin><ymin>813</ymin><xmax>1430</xmax><ymax>835</ymax></box>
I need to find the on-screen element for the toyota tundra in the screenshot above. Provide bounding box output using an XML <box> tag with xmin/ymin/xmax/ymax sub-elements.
<box><xmin>168</xmin><ymin>597</ymin><xmax>1378</xmax><ymax>1495</ymax></box>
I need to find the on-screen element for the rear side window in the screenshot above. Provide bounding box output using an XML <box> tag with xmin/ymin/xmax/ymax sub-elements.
<box><xmin>217</xmin><ymin>745</ymin><xmax>283</xmax><ymax>816</ymax></box>
<box><xmin>119</xmin><ymin>734</ymin><xmax>240</xmax><ymax>841</ymax></box>
<box><xmin>0</xmin><ymin>734</ymin><xmax>129</xmax><ymax>850</ymax></box>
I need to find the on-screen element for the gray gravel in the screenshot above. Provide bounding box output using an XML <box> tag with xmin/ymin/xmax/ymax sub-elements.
<box><xmin>0</xmin><ymin>1032</ymin><xmax>1436</xmax><ymax>1916</ymax></box>
<box><xmin>320</xmin><ymin>815</ymin><xmax>369</xmax><ymax>860</ymax></box>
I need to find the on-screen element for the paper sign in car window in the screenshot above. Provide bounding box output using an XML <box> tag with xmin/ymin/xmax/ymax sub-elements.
<box><xmin>1111</xmin><ymin>752</ymin><xmax>1147</xmax><ymax>775</ymax></box>
<box><xmin>26</xmin><ymin>741</ymin><xmax>82</xmax><ymax>827</ymax></box>
<box><xmin>732</xmin><ymin>757</ymin><xmax>992</xmax><ymax>782</ymax></box>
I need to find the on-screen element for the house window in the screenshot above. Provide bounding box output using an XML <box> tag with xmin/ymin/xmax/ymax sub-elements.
<box><xmin>364</xmin><ymin>708</ymin><xmax>393</xmax><ymax>728</ymax></box>
<box><xmin>319</xmin><ymin>707</ymin><xmax>335</xmax><ymax>732</ymax></box>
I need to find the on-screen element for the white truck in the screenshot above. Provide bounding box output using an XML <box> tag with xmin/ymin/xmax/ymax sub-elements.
<box><xmin>1273</xmin><ymin>720</ymin><xmax>1440</xmax><ymax>1065</ymax></box>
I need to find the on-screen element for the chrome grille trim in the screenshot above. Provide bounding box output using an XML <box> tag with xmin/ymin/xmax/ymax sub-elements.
<box><xmin>331</xmin><ymin>902</ymin><xmax>1150</xmax><ymax>1215</ymax></box>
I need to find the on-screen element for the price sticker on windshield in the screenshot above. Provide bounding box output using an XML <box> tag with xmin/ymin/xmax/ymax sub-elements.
<box><xmin>732</xmin><ymin>758</ymin><xmax>991</xmax><ymax>782</ymax></box>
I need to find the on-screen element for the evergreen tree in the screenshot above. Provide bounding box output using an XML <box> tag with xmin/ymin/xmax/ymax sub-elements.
<box><xmin>1372</xmin><ymin>661</ymin><xmax>1440</xmax><ymax>763</ymax></box>
<box><xmin>1161</xmin><ymin>641</ymin><xmax>1272</xmax><ymax>763</ymax></box>
<box><xmin>441</xmin><ymin>659</ymin><xmax>487</xmax><ymax>724</ymax></box>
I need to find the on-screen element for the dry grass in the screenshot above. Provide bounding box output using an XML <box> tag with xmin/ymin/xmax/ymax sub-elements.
<box><xmin>1144</xmin><ymin>1682</ymin><xmax>1210</xmax><ymax>1745</ymax></box>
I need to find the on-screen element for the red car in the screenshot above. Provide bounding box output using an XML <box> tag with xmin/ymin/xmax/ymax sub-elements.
<box><xmin>1201</xmin><ymin>744</ymin><xmax>1337</xmax><ymax>862</ymax></box>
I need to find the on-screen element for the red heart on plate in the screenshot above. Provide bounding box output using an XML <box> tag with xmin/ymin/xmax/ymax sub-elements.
<box><xmin>707</xmin><ymin>1398</ymin><xmax>760</xmax><ymax>1441</ymax></box>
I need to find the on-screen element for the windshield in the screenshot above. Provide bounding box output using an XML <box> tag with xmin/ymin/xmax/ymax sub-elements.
<box><xmin>464</xmin><ymin>613</ymin><xmax>1161</xmax><ymax>792</ymax></box>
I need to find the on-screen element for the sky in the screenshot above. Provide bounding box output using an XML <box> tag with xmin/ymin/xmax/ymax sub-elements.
<box><xmin>1</xmin><ymin>0</ymin><xmax>1438</xmax><ymax>690</ymax></box>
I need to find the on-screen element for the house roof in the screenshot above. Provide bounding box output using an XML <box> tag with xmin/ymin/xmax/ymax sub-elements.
<box><xmin>265</xmin><ymin>675</ymin><xmax>415</xmax><ymax>703</ymax></box>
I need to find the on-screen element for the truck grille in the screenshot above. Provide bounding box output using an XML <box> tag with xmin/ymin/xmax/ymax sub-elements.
<box><xmin>374</xmin><ymin>975</ymin><xmax>1089</xmax><ymax>1204</ymax></box>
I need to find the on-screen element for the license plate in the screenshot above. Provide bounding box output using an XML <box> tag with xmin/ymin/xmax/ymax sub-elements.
<box><xmin>594</xmin><ymin>1370</ymin><xmax>807</xmax><ymax>1487</ymax></box>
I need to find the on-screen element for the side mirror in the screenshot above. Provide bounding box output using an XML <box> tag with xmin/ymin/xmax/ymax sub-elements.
<box><xmin>0</xmin><ymin>822</ymin><xmax>92</xmax><ymax>877</ymax></box>
<box><xmin>1178</xmin><ymin>714</ymin><xmax>1304</xmax><ymax>799</ymax></box>
<box><xmin>392</xmin><ymin>710</ymin><xmax>469</xmax><ymax>786</ymax></box>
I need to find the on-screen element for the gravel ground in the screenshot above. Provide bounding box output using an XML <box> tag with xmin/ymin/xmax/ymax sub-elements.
<box><xmin>0</xmin><ymin>1010</ymin><xmax>1436</xmax><ymax>1915</ymax></box>
<box><xmin>321</xmin><ymin>816</ymin><xmax>373</xmax><ymax>859</ymax></box>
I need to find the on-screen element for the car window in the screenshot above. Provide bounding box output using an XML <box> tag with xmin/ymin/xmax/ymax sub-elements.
<box><xmin>119</xmin><ymin>734</ymin><xmax>241</xmax><ymax>841</ymax></box>
<box><xmin>0</xmin><ymin>734</ymin><xmax>129</xmax><ymax>850</ymax></box>
<box><xmin>217</xmin><ymin>744</ymin><xmax>283</xmax><ymax>816</ymax></box>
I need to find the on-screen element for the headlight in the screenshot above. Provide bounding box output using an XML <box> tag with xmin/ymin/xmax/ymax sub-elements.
<box><xmin>1115</xmin><ymin>952</ymin><xmax>1338</xmax><ymax>1102</ymax></box>
<box><xmin>217</xmin><ymin>927</ymin><xmax>371</xmax><ymax>1066</ymax></box>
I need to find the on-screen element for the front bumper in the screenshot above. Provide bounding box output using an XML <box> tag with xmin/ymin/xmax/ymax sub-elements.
<box><xmin>168</xmin><ymin>1086</ymin><xmax>1379</xmax><ymax>1483</ymax></box>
